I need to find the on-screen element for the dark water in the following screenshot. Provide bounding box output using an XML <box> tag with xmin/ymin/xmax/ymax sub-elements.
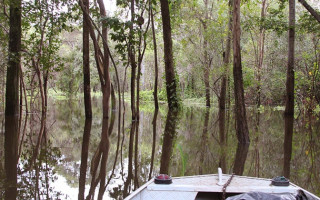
<box><xmin>0</xmin><ymin>97</ymin><xmax>320</xmax><ymax>199</ymax></box>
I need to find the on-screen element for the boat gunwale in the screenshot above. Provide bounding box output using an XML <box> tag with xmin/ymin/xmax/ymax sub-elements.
<box><xmin>124</xmin><ymin>174</ymin><xmax>320</xmax><ymax>200</ymax></box>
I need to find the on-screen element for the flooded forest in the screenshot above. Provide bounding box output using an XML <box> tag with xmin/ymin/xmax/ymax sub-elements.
<box><xmin>1</xmin><ymin>0</ymin><xmax>320</xmax><ymax>199</ymax></box>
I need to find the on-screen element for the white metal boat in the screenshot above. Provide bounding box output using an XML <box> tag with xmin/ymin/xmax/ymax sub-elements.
<box><xmin>125</xmin><ymin>169</ymin><xmax>320</xmax><ymax>200</ymax></box>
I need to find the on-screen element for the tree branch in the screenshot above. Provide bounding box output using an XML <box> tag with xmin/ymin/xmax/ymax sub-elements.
<box><xmin>298</xmin><ymin>0</ymin><xmax>320</xmax><ymax>23</ymax></box>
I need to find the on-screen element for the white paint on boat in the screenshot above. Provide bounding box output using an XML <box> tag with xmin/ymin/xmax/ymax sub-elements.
<box><xmin>125</xmin><ymin>174</ymin><xmax>320</xmax><ymax>200</ymax></box>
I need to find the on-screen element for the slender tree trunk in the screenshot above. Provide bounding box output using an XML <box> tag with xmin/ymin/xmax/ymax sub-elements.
<box><xmin>285</xmin><ymin>0</ymin><xmax>295</xmax><ymax>117</ymax></box>
<box><xmin>218</xmin><ymin>0</ymin><xmax>233</xmax><ymax>174</ymax></box>
<box><xmin>150</xmin><ymin>2</ymin><xmax>159</xmax><ymax>110</ymax></box>
<box><xmin>83</xmin><ymin>0</ymin><xmax>92</xmax><ymax>119</ymax></box>
<box><xmin>203</xmin><ymin>0</ymin><xmax>210</xmax><ymax>107</ymax></box>
<box><xmin>136</xmin><ymin>10</ymin><xmax>150</xmax><ymax>121</ymax></box>
<box><xmin>5</xmin><ymin>0</ymin><xmax>21</xmax><ymax>199</ymax></box>
<box><xmin>43</xmin><ymin>71</ymin><xmax>48</xmax><ymax>112</ymax></box>
<box><xmin>233</xmin><ymin>0</ymin><xmax>250</xmax><ymax>143</ymax></box>
<box><xmin>130</xmin><ymin>0</ymin><xmax>137</xmax><ymax>120</ymax></box>
<box><xmin>160</xmin><ymin>0</ymin><xmax>180</xmax><ymax>110</ymax></box>
<box><xmin>284</xmin><ymin>0</ymin><xmax>295</xmax><ymax>178</ymax></box>
<box><xmin>256</xmin><ymin>0</ymin><xmax>267</xmax><ymax>107</ymax></box>
<box><xmin>97</xmin><ymin>1</ymin><xmax>111</xmax><ymax>198</ymax></box>
<box><xmin>219</xmin><ymin>0</ymin><xmax>233</xmax><ymax>150</ymax></box>
<box><xmin>78</xmin><ymin>119</ymin><xmax>92</xmax><ymax>200</ymax></box>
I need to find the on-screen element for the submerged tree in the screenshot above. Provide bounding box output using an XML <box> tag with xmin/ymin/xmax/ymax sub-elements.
<box><xmin>82</xmin><ymin>0</ymin><xmax>92</xmax><ymax>119</ymax></box>
<box><xmin>283</xmin><ymin>0</ymin><xmax>295</xmax><ymax>178</ymax></box>
<box><xmin>160</xmin><ymin>0</ymin><xmax>180</xmax><ymax>110</ymax></box>
<box><xmin>232</xmin><ymin>0</ymin><xmax>250</xmax><ymax>143</ymax></box>
<box><xmin>5</xmin><ymin>0</ymin><xmax>21</xmax><ymax>199</ymax></box>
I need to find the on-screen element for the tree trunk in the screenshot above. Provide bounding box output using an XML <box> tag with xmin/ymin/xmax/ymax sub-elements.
<box><xmin>256</xmin><ymin>0</ymin><xmax>267</xmax><ymax>107</ymax></box>
<box><xmin>150</xmin><ymin>2</ymin><xmax>159</xmax><ymax>110</ymax></box>
<box><xmin>97</xmin><ymin>1</ymin><xmax>111</xmax><ymax>198</ymax></box>
<box><xmin>285</xmin><ymin>0</ymin><xmax>295</xmax><ymax>116</ymax></box>
<box><xmin>233</xmin><ymin>0</ymin><xmax>250</xmax><ymax>144</ymax></box>
<box><xmin>203</xmin><ymin>0</ymin><xmax>210</xmax><ymax>107</ymax></box>
<box><xmin>284</xmin><ymin>0</ymin><xmax>295</xmax><ymax>178</ymax></box>
<box><xmin>130</xmin><ymin>0</ymin><xmax>137</xmax><ymax>120</ymax></box>
<box><xmin>5</xmin><ymin>0</ymin><xmax>21</xmax><ymax>199</ymax></box>
<box><xmin>160</xmin><ymin>0</ymin><xmax>180</xmax><ymax>110</ymax></box>
<box><xmin>219</xmin><ymin>0</ymin><xmax>233</xmax><ymax>149</ymax></box>
<box><xmin>83</xmin><ymin>0</ymin><xmax>92</xmax><ymax>119</ymax></box>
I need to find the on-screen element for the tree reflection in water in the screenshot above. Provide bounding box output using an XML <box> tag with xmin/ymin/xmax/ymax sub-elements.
<box><xmin>149</xmin><ymin>108</ymin><xmax>158</xmax><ymax>180</ymax></box>
<box><xmin>78</xmin><ymin>119</ymin><xmax>92</xmax><ymax>200</ymax></box>
<box><xmin>283</xmin><ymin>115</ymin><xmax>293</xmax><ymax>179</ymax></box>
<box><xmin>123</xmin><ymin>121</ymin><xmax>136</xmax><ymax>198</ymax></box>
<box><xmin>233</xmin><ymin>143</ymin><xmax>249</xmax><ymax>176</ymax></box>
<box><xmin>6</xmin><ymin>113</ymin><xmax>63</xmax><ymax>199</ymax></box>
<box><xmin>2</xmin><ymin>100</ymin><xmax>320</xmax><ymax>199</ymax></box>
<box><xmin>5</xmin><ymin>115</ymin><xmax>19</xmax><ymax>200</ymax></box>
<box><xmin>160</xmin><ymin>109</ymin><xmax>179</xmax><ymax>175</ymax></box>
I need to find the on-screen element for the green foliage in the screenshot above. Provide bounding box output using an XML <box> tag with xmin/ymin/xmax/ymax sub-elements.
<box><xmin>298</xmin><ymin>12</ymin><xmax>320</xmax><ymax>35</ymax></box>
<box><xmin>21</xmin><ymin>0</ymin><xmax>79</xmax><ymax>102</ymax></box>
<box><xmin>57</xmin><ymin>41</ymin><xmax>82</xmax><ymax>97</ymax></box>
<box><xmin>261</xmin><ymin>1</ymin><xmax>288</xmax><ymax>35</ymax></box>
<box><xmin>243</xmin><ymin>65</ymin><xmax>255</xmax><ymax>89</ymax></box>
<box><xmin>139</xmin><ymin>89</ymin><xmax>167</xmax><ymax>102</ymax></box>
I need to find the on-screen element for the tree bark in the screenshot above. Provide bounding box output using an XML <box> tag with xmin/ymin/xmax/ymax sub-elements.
<box><xmin>130</xmin><ymin>0</ymin><xmax>137</xmax><ymax>120</ymax></box>
<box><xmin>203</xmin><ymin>0</ymin><xmax>210</xmax><ymax>107</ymax></box>
<box><xmin>150</xmin><ymin>2</ymin><xmax>159</xmax><ymax>110</ymax></box>
<box><xmin>219</xmin><ymin>0</ymin><xmax>232</xmax><ymax>148</ymax></box>
<box><xmin>298</xmin><ymin>0</ymin><xmax>320</xmax><ymax>23</ymax></box>
<box><xmin>285</xmin><ymin>0</ymin><xmax>295</xmax><ymax>116</ymax></box>
<box><xmin>284</xmin><ymin>0</ymin><xmax>295</xmax><ymax>179</ymax></box>
<box><xmin>256</xmin><ymin>0</ymin><xmax>267</xmax><ymax>107</ymax></box>
<box><xmin>5</xmin><ymin>0</ymin><xmax>21</xmax><ymax>199</ymax></box>
<box><xmin>83</xmin><ymin>0</ymin><xmax>92</xmax><ymax>119</ymax></box>
<box><xmin>233</xmin><ymin>0</ymin><xmax>250</xmax><ymax>144</ymax></box>
<box><xmin>160</xmin><ymin>0</ymin><xmax>180</xmax><ymax>110</ymax></box>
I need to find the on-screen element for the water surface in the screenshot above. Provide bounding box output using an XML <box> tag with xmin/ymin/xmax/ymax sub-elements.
<box><xmin>0</xmin><ymin>97</ymin><xmax>319</xmax><ymax>199</ymax></box>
